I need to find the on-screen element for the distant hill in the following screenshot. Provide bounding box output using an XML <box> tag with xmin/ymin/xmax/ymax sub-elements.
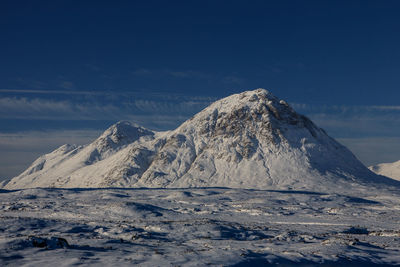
<box><xmin>369</xmin><ymin>160</ymin><xmax>400</xmax><ymax>181</ymax></box>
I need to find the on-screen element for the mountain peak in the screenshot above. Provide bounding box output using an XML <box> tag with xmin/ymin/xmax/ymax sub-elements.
<box><xmin>197</xmin><ymin>88</ymin><xmax>282</xmax><ymax>114</ymax></box>
<box><xmin>179</xmin><ymin>89</ymin><xmax>318</xmax><ymax>146</ymax></box>
<box><xmin>99</xmin><ymin>121</ymin><xmax>154</xmax><ymax>142</ymax></box>
<box><xmin>94</xmin><ymin>121</ymin><xmax>155</xmax><ymax>152</ymax></box>
<box><xmin>187</xmin><ymin>89</ymin><xmax>300</xmax><ymax>126</ymax></box>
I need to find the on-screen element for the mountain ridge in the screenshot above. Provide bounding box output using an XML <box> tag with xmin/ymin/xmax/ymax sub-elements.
<box><xmin>3</xmin><ymin>89</ymin><xmax>397</xmax><ymax>191</ymax></box>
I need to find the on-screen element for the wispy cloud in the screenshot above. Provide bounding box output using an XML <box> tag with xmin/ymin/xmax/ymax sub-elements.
<box><xmin>0</xmin><ymin>97</ymin><xmax>121</xmax><ymax>120</ymax></box>
<box><xmin>0</xmin><ymin>89</ymin><xmax>219</xmax><ymax>104</ymax></box>
<box><xmin>1</xmin><ymin>94</ymin><xmax>399</xmax><ymax>135</ymax></box>
<box><xmin>370</xmin><ymin>105</ymin><xmax>400</xmax><ymax>111</ymax></box>
<box><xmin>291</xmin><ymin>102</ymin><xmax>400</xmax><ymax>136</ymax></box>
<box><xmin>292</xmin><ymin>103</ymin><xmax>400</xmax><ymax>113</ymax></box>
<box><xmin>0</xmin><ymin>93</ymin><xmax>215</xmax><ymax>131</ymax></box>
<box><xmin>59</xmin><ymin>81</ymin><xmax>76</xmax><ymax>90</ymax></box>
<box><xmin>0</xmin><ymin>89</ymin><xmax>104</xmax><ymax>95</ymax></box>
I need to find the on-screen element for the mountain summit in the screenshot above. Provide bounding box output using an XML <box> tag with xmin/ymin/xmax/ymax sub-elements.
<box><xmin>3</xmin><ymin>89</ymin><xmax>394</xmax><ymax>190</ymax></box>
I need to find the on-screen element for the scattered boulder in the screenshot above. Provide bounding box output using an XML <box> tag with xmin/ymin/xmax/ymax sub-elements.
<box><xmin>29</xmin><ymin>236</ymin><xmax>70</xmax><ymax>249</ymax></box>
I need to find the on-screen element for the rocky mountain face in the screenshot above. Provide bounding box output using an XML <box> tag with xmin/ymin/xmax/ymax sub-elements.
<box><xmin>369</xmin><ymin>160</ymin><xmax>400</xmax><ymax>181</ymax></box>
<box><xmin>3</xmin><ymin>89</ymin><xmax>395</xmax><ymax>190</ymax></box>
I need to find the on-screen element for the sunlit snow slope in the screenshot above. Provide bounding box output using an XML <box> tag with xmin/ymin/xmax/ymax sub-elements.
<box><xmin>369</xmin><ymin>160</ymin><xmax>400</xmax><ymax>181</ymax></box>
<box><xmin>3</xmin><ymin>89</ymin><xmax>395</xmax><ymax>190</ymax></box>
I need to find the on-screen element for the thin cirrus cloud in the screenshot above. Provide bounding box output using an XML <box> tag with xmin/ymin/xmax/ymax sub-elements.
<box><xmin>0</xmin><ymin>89</ymin><xmax>107</xmax><ymax>95</ymax></box>
<box><xmin>0</xmin><ymin>94</ymin><xmax>399</xmax><ymax>131</ymax></box>
<box><xmin>58</xmin><ymin>81</ymin><xmax>76</xmax><ymax>90</ymax></box>
<box><xmin>0</xmin><ymin>88</ymin><xmax>219</xmax><ymax>100</ymax></box>
<box><xmin>291</xmin><ymin>103</ymin><xmax>400</xmax><ymax>113</ymax></box>
<box><xmin>0</xmin><ymin>93</ymin><xmax>398</xmax><ymax>140</ymax></box>
<box><xmin>0</xmin><ymin>94</ymin><xmax>215</xmax><ymax>130</ymax></box>
<box><xmin>370</xmin><ymin>105</ymin><xmax>400</xmax><ymax>111</ymax></box>
<box><xmin>292</xmin><ymin>103</ymin><xmax>400</xmax><ymax>137</ymax></box>
<box><xmin>0</xmin><ymin>97</ymin><xmax>121</xmax><ymax>120</ymax></box>
<box><xmin>0</xmin><ymin>97</ymin><xmax>212</xmax><ymax>117</ymax></box>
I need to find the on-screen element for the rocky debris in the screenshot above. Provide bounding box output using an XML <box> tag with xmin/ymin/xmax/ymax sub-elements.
<box><xmin>29</xmin><ymin>236</ymin><xmax>70</xmax><ymax>249</ymax></box>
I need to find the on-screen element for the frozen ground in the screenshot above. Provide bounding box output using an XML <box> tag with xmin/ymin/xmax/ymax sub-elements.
<box><xmin>1</xmin><ymin>187</ymin><xmax>400</xmax><ymax>266</ymax></box>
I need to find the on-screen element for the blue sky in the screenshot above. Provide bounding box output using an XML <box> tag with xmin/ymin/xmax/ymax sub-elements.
<box><xmin>1</xmin><ymin>0</ymin><xmax>400</xmax><ymax>180</ymax></box>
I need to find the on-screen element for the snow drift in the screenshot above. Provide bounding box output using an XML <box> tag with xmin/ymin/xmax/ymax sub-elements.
<box><xmin>3</xmin><ymin>89</ymin><xmax>395</xmax><ymax>190</ymax></box>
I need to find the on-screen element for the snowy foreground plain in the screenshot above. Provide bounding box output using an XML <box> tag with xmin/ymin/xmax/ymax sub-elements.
<box><xmin>1</xmin><ymin>187</ymin><xmax>400</xmax><ymax>266</ymax></box>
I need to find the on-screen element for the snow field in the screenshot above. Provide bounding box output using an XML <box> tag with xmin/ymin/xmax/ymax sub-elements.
<box><xmin>1</xmin><ymin>187</ymin><xmax>400</xmax><ymax>266</ymax></box>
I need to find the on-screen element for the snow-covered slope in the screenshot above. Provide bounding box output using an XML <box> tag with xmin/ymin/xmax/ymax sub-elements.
<box><xmin>4</xmin><ymin>121</ymin><xmax>156</xmax><ymax>188</ymax></box>
<box><xmin>369</xmin><ymin>160</ymin><xmax>400</xmax><ymax>181</ymax></box>
<box><xmin>3</xmin><ymin>89</ymin><xmax>395</xmax><ymax>190</ymax></box>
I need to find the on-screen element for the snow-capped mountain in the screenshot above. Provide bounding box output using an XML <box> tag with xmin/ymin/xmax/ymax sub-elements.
<box><xmin>3</xmin><ymin>89</ymin><xmax>395</xmax><ymax>190</ymax></box>
<box><xmin>369</xmin><ymin>160</ymin><xmax>400</xmax><ymax>181</ymax></box>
